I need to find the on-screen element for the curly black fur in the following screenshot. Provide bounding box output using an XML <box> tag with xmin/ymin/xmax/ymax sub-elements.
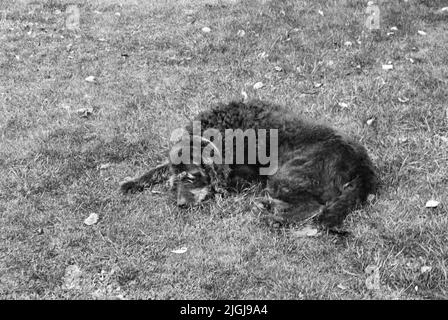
<box><xmin>121</xmin><ymin>100</ymin><xmax>378</xmax><ymax>228</ymax></box>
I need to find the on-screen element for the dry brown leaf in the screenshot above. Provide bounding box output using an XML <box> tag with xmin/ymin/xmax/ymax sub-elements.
<box><xmin>63</xmin><ymin>265</ymin><xmax>82</xmax><ymax>290</ymax></box>
<box><xmin>425</xmin><ymin>200</ymin><xmax>440</xmax><ymax>208</ymax></box>
<box><xmin>171</xmin><ymin>247</ymin><xmax>188</xmax><ymax>254</ymax></box>
<box><xmin>84</xmin><ymin>213</ymin><xmax>99</xmax><ymax>226</ymax></box>
<box><xmin>253</xmin><ymin>82</ymin><xmax>264</xmax><ymax>90</ymax></box>
<box><xmin>85</xmin><ymin>76</ymin><xmax>96</xmax><ymax>82</ymax></box>
<box><xmin>365</xmin><ymin>265</ymin><xmax>380</xmax><ymax>290</ymax></box>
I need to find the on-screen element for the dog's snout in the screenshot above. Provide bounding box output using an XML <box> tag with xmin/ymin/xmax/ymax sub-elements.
<box><xmin>177</xmin><ymin>195</ymin><xmax>188</xmax><ymax>206</ymax></box>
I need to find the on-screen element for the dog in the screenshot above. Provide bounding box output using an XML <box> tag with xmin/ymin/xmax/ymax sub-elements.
<box><xmin>120</xmin><ymin>100</ymin><xmax>377</xmax><ymax>228</ymax></box>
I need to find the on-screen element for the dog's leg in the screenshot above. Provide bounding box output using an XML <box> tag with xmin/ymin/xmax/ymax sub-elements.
<box><xmin>120</xmin><ymin>161</ymin><xmax>171</xmax><ymax>193</ymax></box>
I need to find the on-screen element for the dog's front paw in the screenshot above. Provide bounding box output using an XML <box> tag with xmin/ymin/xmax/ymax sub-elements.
<box><xmin>119</xmin><ymin>177</ymin><xmax>142</xmax><ymax>194</ymax></box>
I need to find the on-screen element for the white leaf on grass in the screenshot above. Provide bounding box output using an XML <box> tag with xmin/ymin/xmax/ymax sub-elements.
<box><xmin>318</xmin><ymin>9</ymin><xmax>324</xmax><ymax>16</ymax></box>
<box><xmin>365</xmin><ymin>265</ymin><xmax>380</xmax><ymax>290</ymax></box>
<box><xmin>382</xmin><ymin>64</ymin><xmax>393</xmax><ymax>70</ymax></box>
<box><xmin>237</xmin><ymin>29</ymin><xmax>245</xmax><ymax>37</ymax></box>
<box><xmin>437</xmin><ymin>7</ymin><xmax>448</xmax><ymax>13</ymax></box>
<box><xmin>366</xmin><ymin>118</ymin><xmax>376</xmax><ymax>126</ymax></box>
<box><xmin>201</xmin><ymin>27</ymin><xmax>211</xmax><ymax>33</ymax></box>
<box><xmin>253</xmin><ymin>82</ymin><xmax>264</xmax><ymax>90</ymax></box>
<box><xmin>338</xmin><ymin>102</ymin><xmax>349</xmax><ymax>109</ymax></box>
<box><xmin>99</xmin><ymin>163</ymin><xmax>111</xmax><ymax>170</ymax></box>
<box><xmin>85</xmin><ymin>76</ymin><xmax>96</xmax><ymax>82</ymax></box>
<box><xmin>76</xmin><ymin>107</ymin><xmax>93</xmax><ymax>118</ymax></box>
<box><xmin>390</xmin><ymin>26</ymin><xmax>398</xmax><ymax>31</ymax></box>
<box><xmin>386</xmin><ymin>32</ymin><xmax>394</xmax><ymax>36</ymax></box>
<box><xmin>344</xmin><ymin>41</ymin><xmax>353</xmax><ymax>47</ymax></box>
<box><xmin>171</xmin><ymin>247</ymin><xmax>188</xmax><ymax>254</ymax></box>
<box><xmin>421</xmin><ymin>266</ymin><xmax>432</xmax><ymax>273</ymax></box>
<box><xmin>398</xmin><ymin>96</ymin><xmax>409</xmax><ymax>103</ymax></box>
<box><xmin>84</xmin><ymin>213</ymin><xmax>99</xmax><ymax>225</ymax></box>
<box><xmin>337</xmin><ymin>284</ymin><xmax>347</xmax><ymax>290</ymax></box>
<box><xmin>115</xmin><ymin>12</ymin><xmax>121</xmax><ymax>16</ymax></box>
<box><xmin>313</xmin><ymin>82</ymin><xmax>323</xmax><ymax>88</ymax></box>
<box><xmin>241</xmin><ymin>90</ymin><xmax>248</xmax><ymax>102</ymax></box>
<box><xmin>437</xmin><ymin>135</ymin><xmax>448</xmax><ymax>143</ymax></box>
<box><xmin>274</xmin><ymin>66</ymin><xmax>283</xmax><ymax>72</ymax></box>
<box><xmin>417</xmin><ymin>30</ymin><xmax>427</xmax><ymax>36</ymax></box>
<box><xmin>425</xmin><ymin>200</ymin><xmax>440</xmax><ymax>208</ymax></box>
<box><xmin>293</xmin><ymin>225</ymin><xmax>319</xmax><ymax>238</ymax></box>
<box><xmin>63</xmin><ymin>265</ymin><xmax>82</xmax><ymax>290</ymax></box>
<box><xmin>257</xmin><ymin>51</ymin><xmax>268</xmax><ymax>59</ymax></box>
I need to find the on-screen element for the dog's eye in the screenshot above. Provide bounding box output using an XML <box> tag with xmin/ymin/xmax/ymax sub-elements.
<box><xmin>187</xmin><ymin>173</ymin><xmax>195</xmax><ymax>179</ymax></box>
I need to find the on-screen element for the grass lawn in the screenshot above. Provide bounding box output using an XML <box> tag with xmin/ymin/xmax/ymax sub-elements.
<box><xmin>1</xmin><ymin>0</ymin><xmax>448</xmax><ymax>299</ymax></box>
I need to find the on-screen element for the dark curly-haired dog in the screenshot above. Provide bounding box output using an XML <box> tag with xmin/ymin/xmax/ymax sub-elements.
<box><xmin>120</xmin><ymin>100</ymin><xmax>377</xmax><ymax>228</ymax></box>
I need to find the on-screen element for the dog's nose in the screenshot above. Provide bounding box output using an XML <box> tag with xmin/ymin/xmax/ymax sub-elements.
<box><xmin>177</xmin><ymin>196</ymin><xmax>188</xmax><ymax>207</ymax></box>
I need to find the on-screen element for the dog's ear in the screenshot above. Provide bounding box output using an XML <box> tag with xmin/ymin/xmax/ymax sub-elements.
<box><xmin>120</xmin><ymin>161</ymin><xmax>171</xmax><ymax>194</ymax></box>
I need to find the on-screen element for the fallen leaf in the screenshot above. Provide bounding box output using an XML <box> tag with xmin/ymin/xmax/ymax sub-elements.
<box><xmin>437</xmin><ymin>7</ymin><xmax>448</xmax><ymax>13</ymax></box>
<box><xmin>85</xmin><ymin>76</ymin><xmax>96</xmax><ymax>82</ymax></box>
<box><xmin>337</xmin><ymin>284</ymin><xmax>347</xmax><ymax>290</ymax></box>
<box><xmin>171</xmin><ymin>247</ymin><xmax>188</xmax><ymax>254</ymax></box>
<box><xmin>253</xmin><ymin>82</ymin><xmax>264</xmax><ymax>90</ymax></box>
<box><xmin>84</xmin><ymin>213</ymin><xmax>99</xmax><ymax>225</ymax></box>
<box><xmin>386</xmin><ymin>32</ymin><xmax>394</xmax><ymax>36</ymax></box>
<box><xmin>76</xmin><ymin>107</ymin><xmax>93</xmax><ymax>118</ymax></box>
<box><xmin>417</xmin><ymin>30</ymin><xmax>427</xmax><ymax>36</ymax></box>
<box><xmin>421</xmin><ymin>266</ymin><xmax>432</xmax><ymax>273</ymax></box>
<box><xmin>366</xmin><ymin>118</ymin><xmax>376</xmax><ymax>126</ymax></box>
<box><xmin>437</xmin><ymin>135</ymin><xmax>448</xmax><ymax>143</ymax></box>
<box><xmin>382</xmin><ymin>64</ymin><xmax>393</xmax><ymax>70</ymax></box>
<box><xmin>390</xmin><ymin>26</ymin><xmax>398</xmax><ymax>31</ymax></box>
<box><xmin>293</xmin><ymin>225</ymin><xmax>319</xmax><ymax>238</ymax></box>
<box><xmin>398</xmin><ymin>96</ymin><xmax>409</xmax><ymax>103</ymax></box>
<box><xmin>201</xmin><ymin>26</ymin><xmax>211</xmax><ymax>33</ymax></box>
<box><xmin>318</xmin><ymin>9</ymin><xmax>324</xmax><ymax>16</ymax></box>
<box><xmin>425</xmin><ymin>200</ymin><xmax>440</xmax><ymax>208</ymax></box>
<box><xmin>338</xmin><ymin>102</ymin><xmax>349</xmax><ymax>109</ymax></box>
<box><xmin>257</xmin><ymin>51</ymin><xmax>268</xmax><ymax>59</ymax></box>
<box><xmin>274</xmin><ymin>66</ymin><xmax>283</xmax><ymax>72</ymax></box>
<box><xmin>99</xmin><ymin>163</ymin><xmax>111</xmax><ymax>170</ymax></box>
<box><xmin>241</xmin><ymin>90</ymin><xmax>248</xmax><ymax>102</ymax></box>
<box><xmin>313</xmin><ymin>82</ymin><xmax>323</xmax><ymax>88</ymax></box>
<box><xmin>115</xmin><ymin>12</ymin><xmax>121</xmax><ymax>16</ymax></box>
<box><xmin>365</xmin><ymin>265</ymin><xmax>380</xmax><ymax>290</ymax></box>
<box><xmin>344</xmin><ymin>41</ymin><xmax>353</xmax><ymax>47</ymax></box>
<box><xmin>237</xmin><ymin>29</ymin><xmax>245</xmax><ymax>37</ymax></box>
<box><xmin>63</xmin><ymin>265</ymin><xmax>82</xmax><ymax>290</ymax></box>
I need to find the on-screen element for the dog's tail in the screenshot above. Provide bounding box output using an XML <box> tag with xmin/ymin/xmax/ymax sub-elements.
<box><xmin>318</xmin><ymin>165</ymin><xmax>377</xmax><ymax>228</ymax></box>
<box><xmin>120</xmin><ymin>161</ymin><xmax>171</xmax><ymax>193</ymax></box>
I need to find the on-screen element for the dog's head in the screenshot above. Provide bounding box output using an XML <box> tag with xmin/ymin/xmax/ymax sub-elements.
<box><xmin>169</xmin><ymin>135</ymin><xmax>230</xmax><ymax>206</ymax></box>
